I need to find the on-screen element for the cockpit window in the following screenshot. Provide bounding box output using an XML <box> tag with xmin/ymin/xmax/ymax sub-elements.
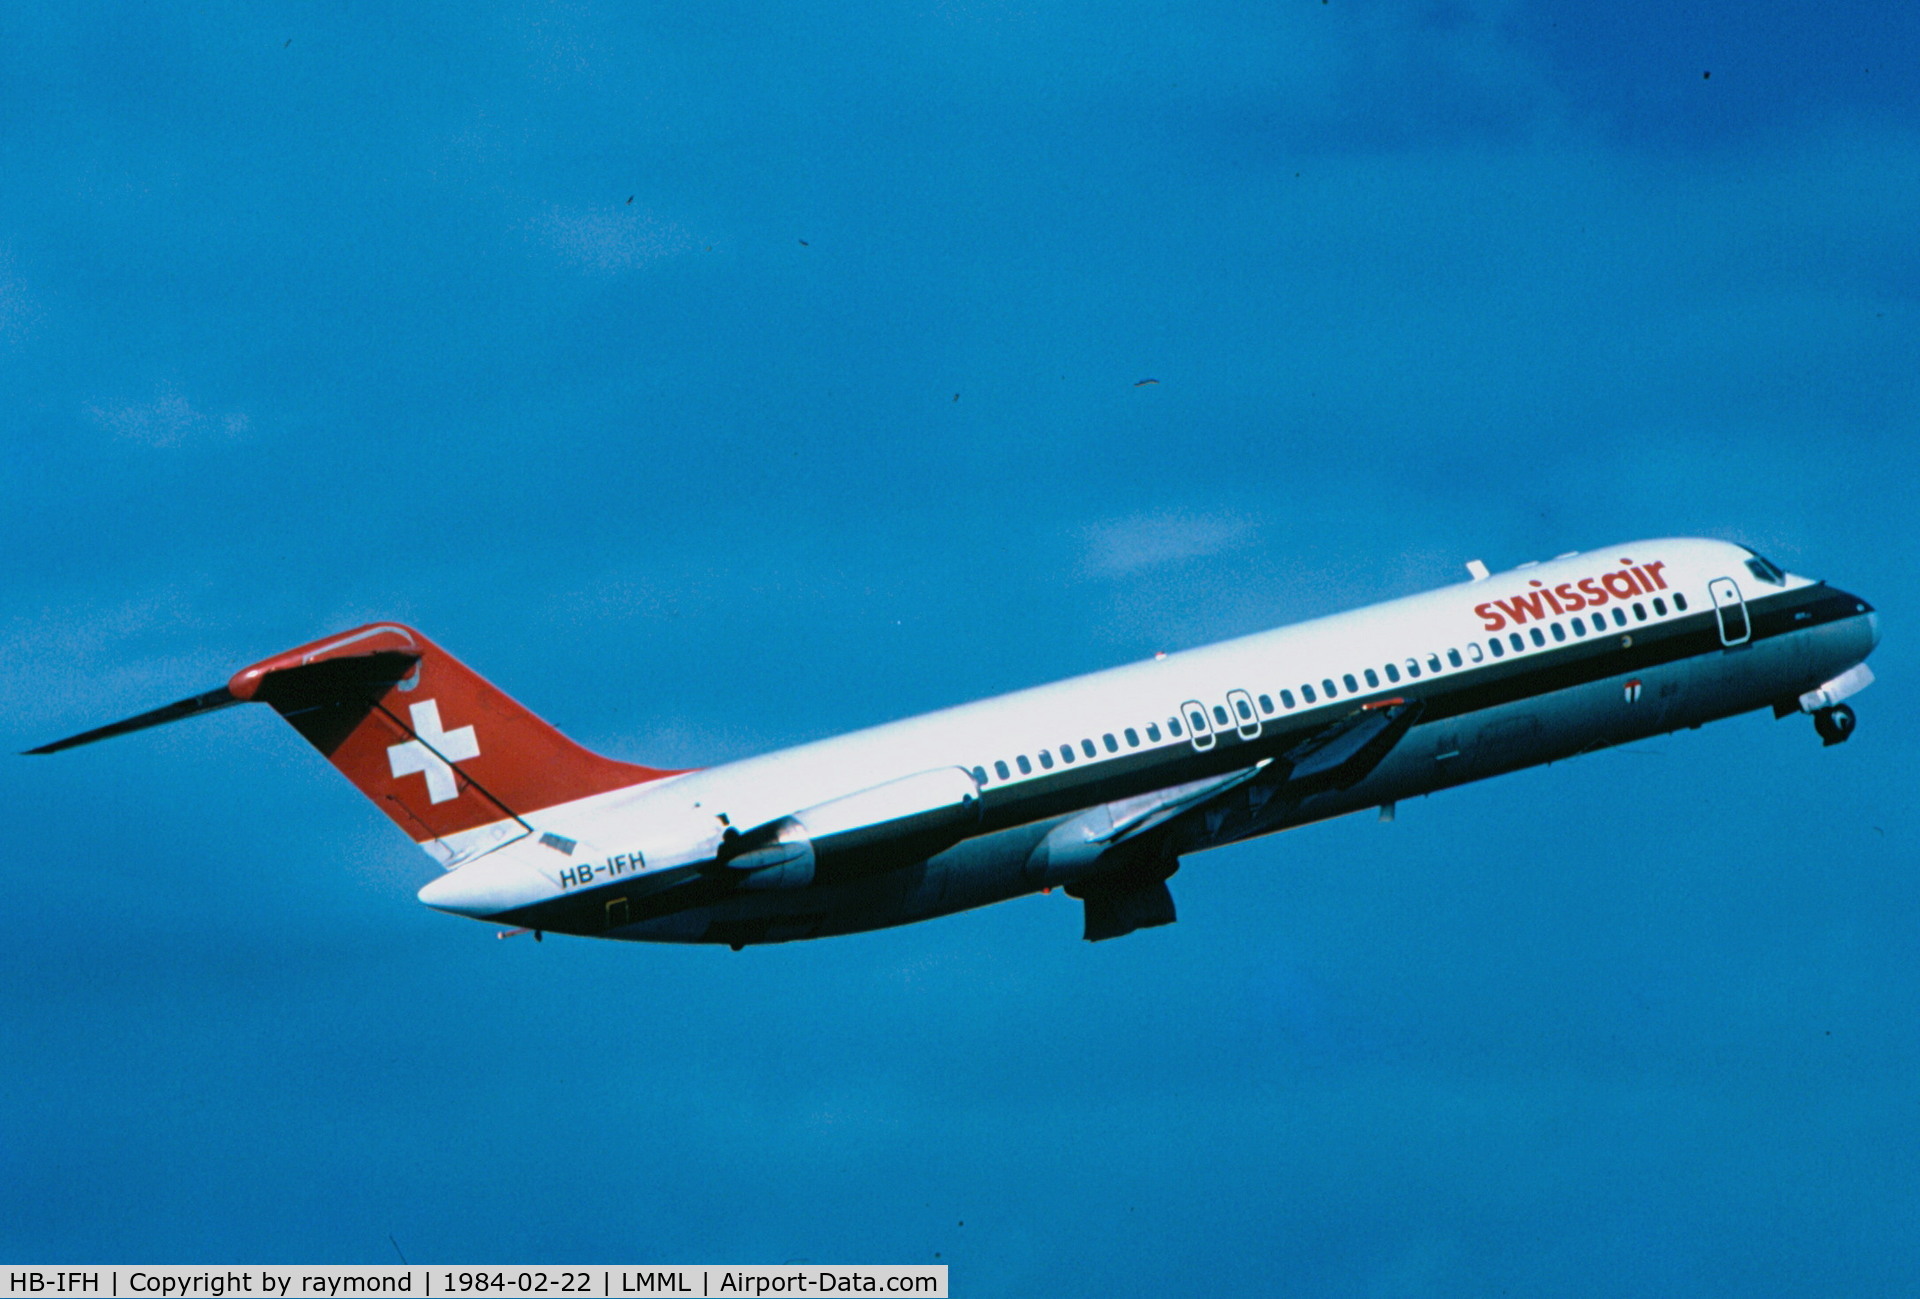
<box><xmin>1743</xmin><ymin>553</ymin><xmax>1787</xmax><ymax>586</ymax></box>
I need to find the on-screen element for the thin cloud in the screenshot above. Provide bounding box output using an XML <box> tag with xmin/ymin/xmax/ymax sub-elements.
<box><xmin>531</xmin><ymin>204</ymin><xmax>697</xmax><ymax>274</ymax></box>
<box><xmin>0</xmin><ymin>252</ymin><xmax>38</xmax><ymax>342</ymax></box>
<box><xmin>0</xmin><ymin>589</ymin><xmax>215</xmax><ymax>735</ymax></box>
<box><xmin>85</xmin><ymin>387</ymin><xmax>249</xmax><ymax>449</ymax></box>
<box><xmin>1077</xmin><ymin>511</ymin><xmax>1258</xmax><ymax>578</ymax></box>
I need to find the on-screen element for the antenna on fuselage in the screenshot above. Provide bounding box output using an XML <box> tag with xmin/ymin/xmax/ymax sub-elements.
<box><xmin>1465</xmin><ymin>559</ymin><xmax>1490</xmax><ymax>582</ymax></box>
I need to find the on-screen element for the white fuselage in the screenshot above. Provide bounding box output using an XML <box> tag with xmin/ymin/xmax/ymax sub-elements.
<box><xmin>418</xmin><ymin>538</ymin><xmax>1879</xmax><ymax>945</ymax></box>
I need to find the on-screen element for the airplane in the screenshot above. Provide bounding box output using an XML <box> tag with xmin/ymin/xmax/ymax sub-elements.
<box><xmin>27</xmin><ymin>538</ymin><xmax>1879</xmax><ymax>948</ymax></box>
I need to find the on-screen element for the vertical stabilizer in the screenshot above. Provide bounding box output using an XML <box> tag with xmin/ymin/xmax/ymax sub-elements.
<box><xmin>30</xmin><ymin>623</ymin><xmax>681</xmax><ymax>867</ymax></box>
<box><xmin>226</xmin><ymin>625</ymin><xmax>678</xmax><ymax>857</ymax></box>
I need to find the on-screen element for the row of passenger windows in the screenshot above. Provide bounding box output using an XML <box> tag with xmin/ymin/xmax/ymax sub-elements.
<box><xmin>972</xmin><ymin>593</ymin><xmax>1688</xmax><ymax>786</ymax></box>
<box><xmin>973</xmin><ymin>716</ymin><xmax>1187</xmax><ymax>785</ymax></box>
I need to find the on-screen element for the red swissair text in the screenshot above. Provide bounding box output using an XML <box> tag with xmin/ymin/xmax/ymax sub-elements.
<box><xmin>1473</xmin><ymin>557</ymin><xmax>1670</xmax><ymax>633</ymax></box>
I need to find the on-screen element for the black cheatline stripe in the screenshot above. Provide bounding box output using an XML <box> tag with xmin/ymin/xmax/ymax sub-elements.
<box><xmin>501</xmin><ymin>870</ymin><xmax>740</xmax><ymax>935</ymax></box>
<box><xmin>969</xmin><ymin>582</ymin><xmax>1863</xmax><ymax>832</ymax></box>
<box><xmin>506</xmin><ymin>583</ymin><xmax>1867</xmax><ymax>935</ymax></box>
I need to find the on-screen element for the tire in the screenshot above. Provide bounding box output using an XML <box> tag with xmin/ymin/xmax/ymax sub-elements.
<box><xmin>1815</xmin><ymin>704</ymin><xmax>1856</xmax><ymax>747</ymax></box>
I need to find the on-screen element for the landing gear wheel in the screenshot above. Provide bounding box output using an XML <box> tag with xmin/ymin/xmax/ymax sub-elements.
<box><xmin>1814</xmin><ymin>704</ymin><xmax>1856</xmax><ymax>747</ymax></box>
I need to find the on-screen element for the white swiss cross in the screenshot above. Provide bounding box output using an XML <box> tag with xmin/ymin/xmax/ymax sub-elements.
<box><xmin>386</xmin><ymin>699</ymin><xmax>481</xmax><ymax>804</ymax></box>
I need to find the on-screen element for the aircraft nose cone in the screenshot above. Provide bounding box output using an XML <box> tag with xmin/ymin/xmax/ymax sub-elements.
<box><xmin>418</xmin><ymin>854</ymin><xmax>552</xmax><ymax>918</ymax></box>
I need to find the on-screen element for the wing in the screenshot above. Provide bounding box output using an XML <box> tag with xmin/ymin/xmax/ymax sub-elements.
<box><xmin>1093</xmin><ymin>697</ymin><xmax>1424</xmax><ymax>852</ymax></box>
<box><xmin>1276</xmin><ymin>697</ymin><xmax>1422</xmax><ymax>790</ymax></box>
<box><xmin>1045</xmin><ymin>699</ymin><xmax>1425</xmax><ymax>941</ymax></box>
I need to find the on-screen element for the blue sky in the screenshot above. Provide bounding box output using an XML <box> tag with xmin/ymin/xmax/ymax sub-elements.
<box><xmin>4</xmin><ymin>0</ymin><xmax>1917</xmax><ymax>1290</ymax></box>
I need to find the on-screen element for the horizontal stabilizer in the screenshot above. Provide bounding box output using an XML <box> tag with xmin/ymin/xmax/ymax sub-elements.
<box><xmin>24</xmin><ymin>686</ymin><xmax>243</xmax><ymax>754</ymax></box>
<box><xmin>243</xmin><ymin>651</ymin><xmax>423</xmax><ymax>752</ymax></box>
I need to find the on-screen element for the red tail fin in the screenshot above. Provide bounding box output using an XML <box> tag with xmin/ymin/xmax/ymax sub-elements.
<box><xmin>228</xmin><ymin>624</ymin><xmax>676</xmax><ymax>847</ymax></box>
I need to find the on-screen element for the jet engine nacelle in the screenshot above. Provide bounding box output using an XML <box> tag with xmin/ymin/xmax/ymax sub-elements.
<box><xmin>1025</xmin><ymin>804</ymin><xmax>1120</xmax><ymax>888</ymax></box>
<box><xmin>718</xmin><ymin>766</ymin><xmax>984</xmax><ymax>890</ymax></box>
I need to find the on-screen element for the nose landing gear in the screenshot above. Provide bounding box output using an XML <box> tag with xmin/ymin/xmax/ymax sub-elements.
<box><xmin>1813</xmin><ymin>703</ymin><xmax>1856</xmax><ymax>747</ymax></box>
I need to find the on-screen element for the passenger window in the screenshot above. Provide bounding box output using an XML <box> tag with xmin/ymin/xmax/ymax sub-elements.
<box><xmin>1384</xmin><ymin>662</ymin><xmax>1401</xmax><ymax>683</ymax></box>
<box><xmin>994</xmin><ymin>760</ymin><xmax>1010</xmax><ymax>780</ymax></box>
<box><xmin>1364</xmin><ymin>668</ymin><xmax>1379</xmax><ymax>688</ymax></box>
<box><xmin>1343</xmin><ymin>673</ymin><xmax>1358</xmax><ymax>693</ymax></box>
<box><xmin>1674</xmin><ymin>593</ymin><xmax>1689</xmax><ymax>611</ymax></box>
<box><xmin>1038</xmin><ymin>750</ymin><xmax>1053</xmax><ymax>769</ymax></box>
<box><xmin>1168</xmin><ymin>717</ymin><xmax>1184</xmax><ymax>737</ymax></box>
<box><xmin>1427</xmin><ymin>654</ymin><xmax>1441</xmax><ymax>673</ymax></box>
<box><xmin>1016</xmin><ymin>755</ymin><xmax>1032</xmax><ymax>775</ymax></box>
<box><xmin>1551</xmin><ymin>623</ymin><xmax>1565</xmax><ymax>642</ymax></box>
<box><xmin>1509</xmin><ymin>633</ymin><xmax>1524</xmax><ymax>652</ymax></box>
<box><xmin>1406</xmin><ymin>658</ymin><xmax>1422</xmax><ymax>679</ymax></box>
<box><xmin>1103</xmin><ymin>733</ymin><xmax>1119</xmax><ymax>753</ymax></box>
<box><xmin>1060</xmin><ymin>745</ymin><xmax>1075</xmax><ymax>764</ymax></box>
<box><xmin>1188</xmin><ymin>709</ymin><xmax>1207</xmax><ymax>732</ymax></box>
<box><xmin>1613</xmin><ymin>608</ymin><xmax>1627</xmax><ymax>627</ymax></box>
<box><xmin>1467</xmin><ymin>643</ymin><xmax>1483</xmax><ymax>663</ymax></box>
<box><xmin>1082</xmin><ymin>739</ymin><xmax>1097</xmax><ymax>758</ymax></box>
<box><xmin>1653</xmin><ymin>597</ymin><xmax>1668</xmax><ymax>616</ymax></box>
<box><xmin>1323</xmin><ymin>678</ymin><xmax>1338</xmax><ymax>698</ymax></box>
<box><xmin>1302</xmin><ymin>684</ymin><xmax>1317</xmax><ymax>703</ymax></box>
<box><xmin>1280</xmin><ymin>689</ymin><xmax>1296</xmax><ymax>708</ymax></box>
<box><xmin>1125</xmin><ymin>727</ymin><xmax>1140</xmax><ymax>747</ymax></box>
<box><xmin>1147</xmin><ymin>722</ymin><xmax>1162</xmax><ymax>742</ymax></box>
<box><xmin>1531</xmin><ymin>627</ymin><xmax>1546</xmax><ymax>647</ymax></box>
<box><xmin>972</xmin><ymin>766</ymin><xmax>988</xmax><ymax>785</ymax></box>
<box><xmin>1208</xmin><ymin>705</ymin><xmax>1227</xmax><ymax>726</ymax></box>
<box><xmin>1489</xmin><ymin>639</ymin><xmax>1505</xmax><ymax>658</ymax></box>
<box><xmin>1571</xmin><ymin>616</ymin><xmax>1585</xmax><ymax>635</ymax></box>
<box><xmin>1633</xmin><ymin>602</ymin><xmax>1647</xmax><ymax>621</ymax></box>
<box><xmin>1234</xmin><ymin>699</ymin><xmax>1252</xmax><ymax>721</ymax></box>
<box><xmin>1257</xmin><ymin>695</ymin><xmax>1274</xmax><ymax>714</ymax></box>
<box><xmin>1448</xmin><ymin>648</ymin><xmax>1464</xmax><ymax>667</ymax></box>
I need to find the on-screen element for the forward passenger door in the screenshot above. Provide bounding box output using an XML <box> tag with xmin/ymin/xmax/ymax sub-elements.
<box><xmin>1709</xmin><ymin>577</ymin><xmax>1750</xmax><ymax>646</ymax></box>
